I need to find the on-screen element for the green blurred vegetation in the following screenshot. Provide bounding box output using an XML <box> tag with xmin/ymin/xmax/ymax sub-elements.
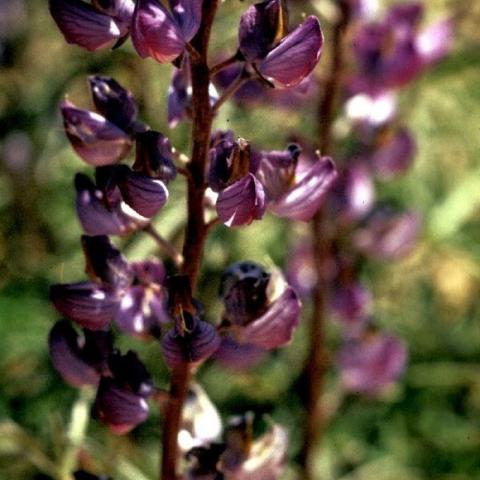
<box><xmin>1</xmin><ymin>0</ymin><xmax>480</xmax><ymax>479</ymax></box>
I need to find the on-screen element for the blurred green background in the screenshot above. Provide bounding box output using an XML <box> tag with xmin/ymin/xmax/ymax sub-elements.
<box><xmin>1</xmin><ymin>0</ymin><xmax>480</xmax><ymax>479</ymax></box>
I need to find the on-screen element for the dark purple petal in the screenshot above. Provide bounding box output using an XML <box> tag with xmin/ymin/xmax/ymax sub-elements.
<box><xmin>48</xmin><ymin>320</ymin><xmax>101</xmax><ymax>386</ymax></box>
<box><xmin>216</xmin><ymin>174</ymin><xmax>266</xmax><ymax>227</ymax></box>
<box><xmin>337</xmin><ymin>332</ymin><xmax>408</xmax><ymax>394</ymax></box>
<box><xmin>416</xmin><ymin>19</ymin><xmax>453</xmax><ymax>65</ymax></box>
<box><xmin>50</xmin><ymin>282</ymin><xmax>118</xmax><ymax>330</ymax></box>
<box><xmin>116</xmin><ymin>168</ymin><xmax>168</xmax><ymax>218</ymax></box>
<box><xmin>81</xmin><ymin>235</ymin><xmax>132</xmax><ymax>289</ymax></box>
<box><xmin>168</xmin><ymin>62</ymin><xmax>190</xmax><ymax>128</ymax></box>
<box><xmin>240</xmin><ymin>287</ymin><xmax>301</xmax><ymax>350</ymax></box>
<box><xmin>238</xmin><ymin>0</ymin><xmax>283</xmax><ymax>61</ymax></box>
<box><xmin>131</xmin><ymin>259</ymin><xmax>166</xmax><ymax>285</ymax></box>
<box><xmin>134</xmin><ymin>131</ymin><xmax>177</xmax><ymax>182</ymax></box>
<box><xmin>131</xmin><ymin>0</ymin><xmax>185</xmax><ymax>63</ymax></box>
<box><xmin>354</xmin><ymin>210</ymin><xmax>421</xmax><ymax>260</ymax></box>
<box><xmin>88</xmin><ymin>75</ymin><xmax>138</xmax><ymax>131</ymax></box>
<box><xmin>213</xmin><ymin>336</ymin><xmax>266</xmax><ymax>371</ymax></box>
<box><xmin>61</xmin><ymin>100</ymin><xmax>132</xmax><ymax>166</ymax></box>
<box><xmin>93</xmin><ymin>0</ymin><xmax>134</xmax><ymax>30</ymax></box>
<box><xmin>269</xmin><ymin>156</ymin><xmax>337</xmax><ymax>221</ymax></box>
<box><xmin>259</xmin><ymin>16</ymin><xmax>323</xmax><ymax>88</ymax></box>
<box><xmin>94</xmin><ymin>377</ymin><xmax>149</xmax><ymax>434</ymax></box>
<box><xmin>161</xmin><ymin>318</ymin><xmax>221</xmax><ymax>369</ymax></box>
<box><xmin>371</xmin><ymin>128</ymin><xmax>416</xmax><ymax>179</ymax></box>
<box><xmin>330</xmin><ymin>283</ymin><xmax>371</xmax><ymax>327</ymax></box>
<box><xmin>49</xmin><ymin>0</ymin><xmax>122</xmax><ymax>51</ymax></box>
<box><xmin>169</xmin><ymin>0</ymin><xmax>202</xmax><ymax>42</ymax></box>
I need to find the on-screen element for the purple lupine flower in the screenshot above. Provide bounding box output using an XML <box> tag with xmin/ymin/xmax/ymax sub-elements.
<box><xmin>370</xmin><ymin>127</ymin><xmax>416</xmax><ymax>179</ymax></box>
<box><xmin>329</xmin><ymin>162</ymin><xmax>375</xmax><ymax>223</ymax></box>
<box><xmin>219</xmin><ymin>261</ymin><xmax>301</xmax><ymax>350</ymax></box>
<box><xmin>257</xmin><ymin>146</ymin><xmax>337</xmax><ymax>221</ymax></box>
<box><xmin>49</xmin><ymin>0</ymin><xmax>134</xmax><ymax>51</ymax></box>
<box><xmin>53</xmin><ymin>235</ymin><xmax>169</xmax><ymax>337</ymax></box>
<box><xmin>330</xmin><ymin>282</ymin><xmax>372</xmax><ymax>329</ymax></box>
<box><xmin>354</xmin><ymin>209</ymin><xmax>421</xmax><ymax>260</ymax></box>
<box><xmin>238</xmin><ymin>0</ymin><xmax>323</xmax><ymax>88</ymax></box>
<box><xmin>94</xmin><ymin>349</ymin><xmax>153</xmax><ymax>434</ymax></box>
<box><xmin>48</xmin><ymin>319</ymin><xmax>113</xmax><ymax>386</ymax></box>
<box><xmin>75</xmin><ymin>165</ymin><xmax>168</xmax><ymax>236</ymax></box>
<box><xmin>337</xmin><ymin>331</ymin><xmax>408</xmax><ymax>394</ymax></box>
<box><xmin>61</xmin><ymin>76</ymin><xmax>139</xmax><ymax>166</ymax></box>
<box><xmin>131</xmin><ymin>0</ymin><xmax>202</xmax><ymax>64</ymax></box>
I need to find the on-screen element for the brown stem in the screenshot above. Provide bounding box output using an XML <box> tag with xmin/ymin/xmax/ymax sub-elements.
<box><xmin>160</xmin><ymin>2</ymin><xmax>219</xmax><ymax>480</ymax></box>
<box><xmin>210</xmin><ymin>52</ymin><xmax>241</xmax><ymax>76</ymax></box>
<box><xmin>299</xmin><ymin>4</ymin><xmax>351</xmax><ymax>480</ymax></box>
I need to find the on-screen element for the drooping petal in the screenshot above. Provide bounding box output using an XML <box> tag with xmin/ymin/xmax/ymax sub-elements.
<box><xmin>161</xmin><ymin>317</ymin><xmax>221</xmax><ymax>369</ymax></box>
<box><xmin>49</xmin><ymin>0</ymin><xmax>122</xmax><ymax>51</ymax></box>
<box><xmin>239</xmin><ymin>286</ymin><xmax>301</xmax><ymax>350</ymax></box>
<box><xmin>50</xmin><ymin>282</ymin><xmax>118</xmax><ymax>330</ymax></box>
<box><xmin>48</xmin><ymin>320</ymin><xmax>102</xmax><ymax>386</ymax></box>
<box><xmin>238</xmin><ymin>0</ymin><xmax>283</xmax><ymax>61</ymax></box>
<box><xmin>269</xmin><ymin>156</ymin><xmax>337</xmax><ymax>221</ymax></box>
<box><xmin>169</xmin><ymin>0</ymin><xmax>203</xmax><ymax>42</ymax></box>
<box><xmin>94</xmin><ymin>377</ymin><xmax>150</xmax><ymax>434</ymax></box>
<box><xmin>88</xmin><ymin>75</ymin><xmax>138</xmax><ymax>131</ymax></box>
<box><xmin>216</xmin><ymin>174</ymin><xmax>266</xmax><ymax>227</ymax></box>
<box><xmin>259</xmin><ymin>16</ymin><xmax>323</xmax><ymax>88</ymax></box>
<box><xmin>61</xmin><ymin>100</ymin><xmax>132</xmax><ymax>166</ymax></box>
<box><xmin>131</xmin><ymin>0</ymin><xmax>186</xmax><ymax>63</ymax></box>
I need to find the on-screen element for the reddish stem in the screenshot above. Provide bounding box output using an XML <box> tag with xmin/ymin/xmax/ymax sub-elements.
<box><xmin>299</xmin><ymin>4</ymin><xmax>351</xmax><ymax>480</ymax></box>
<box><xmin>160</xmin><ymin>1</ymin><xmax>219</xmax><ymax>479</ymax></box>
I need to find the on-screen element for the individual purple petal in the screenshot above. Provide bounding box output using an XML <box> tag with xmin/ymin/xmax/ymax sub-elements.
<box><xmin>330</xmin><ymin>283</ymin><xmax>371</xmax><ymax>328</ymax></box>
<box><xmin>213</xmin><ymin>336</ymin><xmax>266</xmax><ymax>371</ymax></box>
<box><xmin>238</xmin><ymin>0</ymin><xmax>283</xmax><ymax>62</ymax></box>
<box><xmin>88</xmin><ymin>75</ymin><xmax>138</xmax><ymax>131</ymax></box>
<box><xmin>61</xmin><ymin>100</ymin><xmax>132</xmax><ymax>166</ymax></box>
<box><xmin>94</xmin><ymin>377</ymin><xmax>150</xmax><ymax>434</ymax></box>
<box><xmin>161</xmin><ymin>316</ymin><xmax>221</xmax><ymax>369</ymax></box>
<box><xmin>354</xmin><ymin>210</ymin><xmax>421</xmax><ymax>260</ymax></box>
<box><xmin>134</xmin><ymin>131</ymin><xmax>177</xmax><ymax>182</ymax></box>
<box><xmin>371</xmin><ymin>128</ymin><xmax>416</xmax><ymax>179</ymax></box>
<box><xmin>81</xmin><ymin>235</ymin><xmax>132</xmax><ymax>289</ymax></box>
<box><xmin>49</xmin><ymin>0</ymin><xmax>122</xmax><ymax>51</ymax></box>
<box><xmin>169</xmin><ymin>0</ymin><xmax>202</xmax><ymax>42</ymax></box>
<box><xmin>116</xmin><ymin>168</ymin><xmax>168</xmax><ymax>218</ymax></box>
<box><xmin>131</xmin><ymin>0</ymin><xmax>185</xmax><ymax>63</ymax></box>
<box><xmin>259</xmin><ymin>16</ymin><xmax>323</xmax><ymax>88</ymax></box>
<box><xmin>337</xmin><ymin>332</ymin><xmax>408</xmax><ymax>394</ymax></box>
<box><xmin>48</xmin><ymin>320</ymin><xmax>103</xmax><ymax>386</ymax></box>
<box><xmin>93</xmin><ymin>0</ymin><xmax>134</xmax><ymax>30</ymax></box>
<box><xmin>240</xmin><ymin>287</ymin><xmax>301</xmax><ymax>350</ymax></box>
<box><xmin>216</xmin><ymin>174</ymin><xmax>266</xmax><ymax>227</ymax></box>
<box><xmin>269</xmin><ymin>156</ymin><xmax>337</xmax><ymax>221</ymax></box>
<box><xmin>416</xmin><ymin>19</ymin><xmax>453</xmax><ymax>65</ymax></box>
<box><xmin>50</xmin><ymin>282</ymin><xmax>118</xmax><ymax>330</ymax></box>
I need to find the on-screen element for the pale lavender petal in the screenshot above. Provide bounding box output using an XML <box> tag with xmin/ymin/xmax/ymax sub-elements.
<box><xmin>216</xmin><ymin>174</ymin><xmax>266</xmax><ymax>227</ymax></box>
<box><xmin>416</xmin><ymin>19</ymin><xmax>453</xmax><ymax>65</ymax></box>
<box><xmin>259</xmin><ymin>16</ymin><xmax>323</xmax><ymax>88</ymax></box>
<box><xmin>269</xmin><ymin>156</ymin><xmax>337</xmax><ymax>221</ymax></box>
<box><xmin>170</xmin><ymin>0</ymin><xmax>202</xmax><ymax>42</ymax></box>
<box><xmin>49</xmin><ymin>0</ymin><xmax>121</xmax><ymax>51</ymax></box>
<box><xmin>61</xmin><ymin>100</ymin><xmax>132</xmax><ymax>166</ymax></box>
<box><xmin>240</xmin><ymin>287</ymin><xmax>301</xmax><ymax>350</ymax></box>
<box><xmin>131</xmin><ymin>0</ymin><xmax>185</xmax><ymax>63</ymax></box>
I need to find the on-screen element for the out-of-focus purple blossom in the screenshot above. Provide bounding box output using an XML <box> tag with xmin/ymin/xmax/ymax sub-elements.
<box><xmin>370</xmin><ymin>127</ymin><xmax>416</xmax><ymax>179</ymax></box>
<box><xmin>344</xmin><ymin>91</ymin><xmax>397</xmax><ymax>126</ymax></box>
<box><xmin>49</xmin><ymin>0</ymin><xmax>134</xmax><ymax>52</ymax></box>
<box><xmin>257</xmin><ymin>146</ymin><xmax>337</xmax><ymax>221</ymax></box>
<box><xmin>94</xmin><ymin>349</ymin><xmax>153</xmax><ymax>434</ymax></box>
<box><xmin>286</xmin><ymin>241</ymin><xmax>316</xmax><ymax>298</ymax></box>
<box><xmin>354</xmin><ymin>209</ymin><xmax>421</xmax><ymax>260</ymax></box>
<box><xmin>341</xmin><ymin>0</ymin><xmax>378</xmax><ymax>21</ymax></box>
<box><xmin>131</xmin><ymin>0</ymin><xmax>202</xmax><ymax>64</ymax></box>
<box><xmin>48</xmin><ymin>319</ymin><xmax>113</xmax><ymax>386</ymax></box>
<box><xmin>1</xmin><ymin>131</ymin><xmax>32</xmax><ymax>173</ymax></box>
<box><xmin>213</xmin><ymin>336</ymin><xmax>266</xmax><ymax>371</ymax></box>
<box><xmin>337</xmin><ymin>331</ymin><xmax>408</xmax><ymax>394</ymax></box>
<box><xmin>330</xmin><ymin>282</ymin><xmax>371</xmax><ymax>329</ymax></box>
<box><xmin>53</xmin><ymin>236</ymin><xmax>169</xmax><ymax>337</ymax></box>
<box><xmin>75</xmin><ymin>165</ymin><xmax>168</xmax><ymax>236</ymax></box>
<box><xmin>219</xmin><ymin>261</ymin><xmax>301</xmax><ymax>350</ymax></box>
<box><xmin>329</xmin><ymin>162</ymin><xmax>375</xmax><ymax>223</ymax></box>
<box><xmin>237</xmin><ymin>0</ymin><xmax>323</xmax><ymax>88</ymax></box>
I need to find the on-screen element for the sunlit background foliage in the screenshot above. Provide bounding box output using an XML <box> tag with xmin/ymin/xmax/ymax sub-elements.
<box><xmin>1</xmin><ymin>0</ymin><xmax>480</xmax><ymax>478</ymax></box>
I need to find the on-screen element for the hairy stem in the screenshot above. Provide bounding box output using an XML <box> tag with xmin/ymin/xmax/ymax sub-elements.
<box><xmin>160</xmin><ymin>2</ymin><xmax>219</xmax><ymax>479</ymax></box>
<box><xmin>299</xmin><ymin>4</ymin><xmax>351</xmax><ymax>480</ymax></box>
